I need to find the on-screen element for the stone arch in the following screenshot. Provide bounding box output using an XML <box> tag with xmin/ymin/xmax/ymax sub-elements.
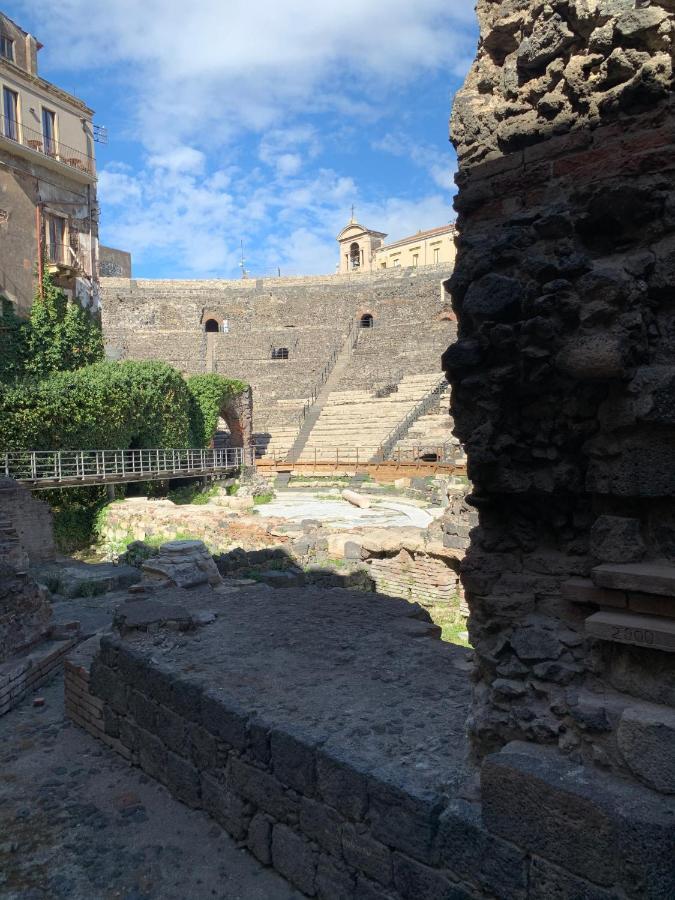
<box><xmin>204</xmin><ymin>318</ymin><xmax>220</xmax><ymax>333</ymax></box>
<box><xmin>360</xmin><ymin>312</ymin><xmax>374</xmax><ymax>329</ymax></box>
<box><xmin>217</xmin><ymin>386</ymin><xmax>253</xmax><ymax>450</ymax></box>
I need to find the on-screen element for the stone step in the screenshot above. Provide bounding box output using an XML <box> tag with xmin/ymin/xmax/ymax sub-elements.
<box><xmin>586</xmin><ymin>609</ymin><xmax>675</xmax><ymax>652</ymax></box>
<box><xmin>592</xmin><ymin>562</ymin><xmax>675</xmax><ymax>597</ymax></box>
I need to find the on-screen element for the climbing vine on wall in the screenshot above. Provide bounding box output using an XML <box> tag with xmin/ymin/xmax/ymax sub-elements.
<box><xmin>186</xmin><ymin>374</ymin><xmax>248</xmax><ymax>449</ymax></box>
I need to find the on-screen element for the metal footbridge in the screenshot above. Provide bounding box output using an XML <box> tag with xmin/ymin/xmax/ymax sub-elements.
<box><xmin>1</xmin><ymin>447</ymin><xmax>255</xmax><ymax>490</ymax></box>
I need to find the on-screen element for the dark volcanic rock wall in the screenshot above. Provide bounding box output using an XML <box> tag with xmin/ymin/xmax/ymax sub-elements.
<box><xmin>445</xmin><ymin>0</ymin><xmax>675</xmax><ymax>777</ymax></box>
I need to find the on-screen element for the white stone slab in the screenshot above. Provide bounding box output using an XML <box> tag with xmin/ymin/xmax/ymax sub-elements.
<box><xmin>585</xmin><ymin>610</ymin><xmax>675</xmax><ymax>653</ymax></box>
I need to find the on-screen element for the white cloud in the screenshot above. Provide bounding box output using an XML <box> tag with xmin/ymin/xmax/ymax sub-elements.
<box><xmin>13</xmin><ymin>0</ymin><xmax>476</xmax><ymax>275</ymax></box>
<box><xmin>22</xmin><ymin>0</ymin><xmax>477</xmax><ymax>151</ymax></box>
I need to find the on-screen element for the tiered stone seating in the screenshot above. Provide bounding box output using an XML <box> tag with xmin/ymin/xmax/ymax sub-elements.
<box><xmin>388</xmin><ymin>389</ymin><xmax>461</xmax><ymax>460</ymax></box>
<box><xmin>297</xmin><ymin>373</ymin><xmax>444</xmax><ymax>461</ymax></box>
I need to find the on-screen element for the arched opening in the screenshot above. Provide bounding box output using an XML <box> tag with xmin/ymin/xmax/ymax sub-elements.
<box><xmin>350</xmin><ymin>242</ymin><xmax>361</xmax><ymax>270</ymax></box>
<box><xmin>272</xmin><ymin>347</ymin><xmax>289</xmax><ymax>360</ymax></box>
<box><xmin>360</xmin><ymin>313</ymin><xmax>374</xmax><ymax>329</ymax></box>
<box><xmin>204</xmin><ymin>319</ymin><xmax>220</xmax><ymax>333</ymax></box>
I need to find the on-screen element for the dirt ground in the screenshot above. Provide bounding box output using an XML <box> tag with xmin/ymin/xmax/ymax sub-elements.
<box><xmin>0</xmin><ymin>674</ymin><xmax>302</xmax><ymax>900</ymax></box>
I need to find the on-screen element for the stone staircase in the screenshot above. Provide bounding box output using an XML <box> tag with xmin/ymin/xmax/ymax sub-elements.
<box><xmin>387</xmin><ymin>388</ymin><xmax>461</xmax><ymax>461</ymax></box>
<box><xmin>286</xmin><ymin>323</ymin><xmax>360</xmax><ymax>464</ymax></box>
<box><xmin>295</xmin><ymin>373</ymin><xmax>444</xmax><ymax>462</ymax></box>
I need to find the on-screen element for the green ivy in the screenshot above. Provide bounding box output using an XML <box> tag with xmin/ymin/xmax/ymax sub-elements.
<box><xmin>0</xmin><ymin>298</ymin><xmax>29</xmax><ymax>382</ymax></box>
<box><xmin>186</xmin><ymin>374</ymin><xmax>248</xmax><ymax>447</ymax></box>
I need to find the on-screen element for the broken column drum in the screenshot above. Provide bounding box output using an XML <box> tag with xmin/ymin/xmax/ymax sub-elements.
<box><xmin>445</xmin><ymin>0</ymin><xmax>675</xmax><ymax>786</ymax></box>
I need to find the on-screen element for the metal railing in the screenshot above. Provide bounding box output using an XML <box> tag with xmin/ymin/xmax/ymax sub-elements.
<box><xmin>254</xmin><ymin>444</ymin><xmax>464</xmax><ymax>468</ymax></box>
<box><xmin>297</xmin><ymin>318</ymin><xmax>360</xmax><ymax>427</ymax></box>
<box><xmin>0</xmin><ymin>114</ymin><xmax>95</xmax><ymax>177</ymax></box>
<box><xmin>373</xmin><ymin>379</ymin><xmax>449</xmax><ymax>462</ymax></box>
<box><xmin>1</xmin><ymin>447</ymin><xmax>254</xmax><ymax>489</ymax></box>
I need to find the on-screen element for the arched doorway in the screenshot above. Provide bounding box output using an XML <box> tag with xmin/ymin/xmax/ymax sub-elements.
<box><xmin>204</xmin><ymin>319</ymin><xmax>220</xmax><ymax>333</ymax></box>
<box><xmin>360</xmin><ymin>313</ymin><xmax>374</xmax><ymax>329</ymax></box>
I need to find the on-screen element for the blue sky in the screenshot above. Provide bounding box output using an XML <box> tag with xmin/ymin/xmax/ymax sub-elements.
<box><xmin>8</xmin><ymin>1</ymin><xmax>478</xmax><ymax>279</ymax></box>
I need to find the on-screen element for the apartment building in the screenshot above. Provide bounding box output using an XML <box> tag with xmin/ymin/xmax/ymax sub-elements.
<box><xmin>337</xmin><ymin>218</ymin><xmax>456</xmax><ymax>274</ymax></box>
<box><xmin>0</xmin><ymin>11</ymin><xmax>99</xmax><ymax>316</ymax></box>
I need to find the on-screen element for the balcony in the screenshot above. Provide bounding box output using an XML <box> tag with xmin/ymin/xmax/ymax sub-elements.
<box><xmin>45</xmin><ymin>242</ymin><xmax>81</xmax><ymax>276</ymax></box>
<box><xmin>0</xmin><ymin>114</ymin><xmax>95</xmax><ymax>181</ymax></box>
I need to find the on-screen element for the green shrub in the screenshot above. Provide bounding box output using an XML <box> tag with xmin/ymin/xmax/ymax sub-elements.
<box><xmin>0</xmin><ymin>360</ymin><xmax>194</xmax><ymax>451</ymax></box>
<box><xmin>0</xmin><ymin>298</ymin><xmax>29</xmax><ymax>381</ymax></box>
<box><xmin>253</xmin><ymin>492</ymin><xmax>275</xmax><ymax>505</ymax></box>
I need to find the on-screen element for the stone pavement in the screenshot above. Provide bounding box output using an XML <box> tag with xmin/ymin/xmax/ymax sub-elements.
<box><xmin>0</xmin><ymin>673</ymin><xmax>303</xmax><ymax>900</ymax></box>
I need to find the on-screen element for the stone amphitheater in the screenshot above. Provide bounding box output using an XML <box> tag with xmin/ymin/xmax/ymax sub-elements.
<box><xmin>100</xmin><ymin>266</ymin><xmax>460</xmax><ymax>464</ymax></box>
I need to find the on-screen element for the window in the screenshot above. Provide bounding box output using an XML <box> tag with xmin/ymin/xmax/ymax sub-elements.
<box><xmin>222</xmin><ymin>319</ymin><xmax>229</xmax><ymax>334</ymax></box>
<box><xmin>204</xmin><ymin>318</ymin><xmax>220</xmax><ymax>333</ymax></box>
<box><xmin>272</xmin><ymin>347</ymin><xmax>289</xmax><ymax>360</ymax></box>
<box><xmin>45</xmin><ymin>213</ymin><xmax>67</xmax><ymax>264</ymax></box>
<box><xmin>349</xmin><ymin>242</ymin><xmax>360</xmax><ymax>270</ymax></box>
<box><xmin>433</xmin><ymin>247</ymin><xmax>440</xmax><ymax>264</ymax></box>
<box><xmin>393</xmin><ymin>258</ymin><xmax>400</xmax><ymax>268</ymax></box>
<box><xmin>360</xmin><ymin>313</ymin><xmax>374</xmax><ymax>329</ymax></box>
<box><xmin>412</xmin><ymin>254</ymin><xmax>419</xmax><ymax>268</ymax></box>
<box><xmin>42</xmin><ymin>108</ymin><xmax>56</xmax><ymax>156</ymax></box>
<box><xmin>2</xmin><ymin>87</ymin><xmax>18</xmax><ymax>140</ymax></box>
<box><xmin>380</xmin><ymin>262</ymin><xmax>386</xmax><ymax>269</ymax></box>
<box><xmin>0</xmin><ymin>35</ymin><xmax>13</xmax><ymax>61</ymax></box>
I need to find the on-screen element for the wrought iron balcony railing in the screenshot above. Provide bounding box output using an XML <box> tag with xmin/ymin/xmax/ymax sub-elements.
<box><xmin>0</xmin><ymin>114</ymin><xmax>95</xmax><ymax>177</ymax></box>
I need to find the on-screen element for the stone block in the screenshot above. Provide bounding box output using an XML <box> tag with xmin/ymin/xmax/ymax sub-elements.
<box><xmin>89</xmin><ymin>661</ymin><xmax>128</xmax><ymax>715</ymax></box>
<box><xmin>190</xmin><ymin>724</ymin><xmax>219</xmax><ymax>770</ymax></box>
<box><xmin>436</xmin><ymin>799</ymin><xmax>527</xmax><ymax>898</ymax></box>
<box><xmin>156</xmin><ymin>705</ymin><xmax>189</xmax><ymax>757</ymax></box>
<box><xmin>229</xmin><ymin>756</ymin><xmax>297</xmax><ymax>821</ymax></box>
<box><xmin>248</xmin><ymin>719</ymin><xmax>271</xmax><ymax>765</ymax></box>
<box><xmin>560</xmin><ymin>578</ymin><xmax>626</xmax><ymax>608</ymax></box>
<box><xmin>592</xmin><ymin>562</ymin><xmax>675</xmax><ymax>597</ymax></box>
<box><xmin>247</xmin><ymin>812</ymin><xmax>272</xmax><ymax>865</ymax></box>
<box><xmin>617</xmin><ymin>703</ymin><xmax>675</xmax><ymax>794</ymax></box>
<box><xmin>342</xmin><ymin>822</ymin><xmax>392</xmax><ymax>886</ymax></box>
<box><xmin>392</xmin><ymin>854</ymin><xmax>474</xmax><ymax>900</ymax></box>
<box><xmin>354</xmin><ymin>877</ymin><xmax>396</xmax><ymax>900</ymax></box>
<box><xmin>590</xmin><ymin>516</ymin><xmax>645</xmax><ymax>564</ymax></box>
<box><xmin>201</xmin><ymin>691</ymin><xmax>248</xmax><ymax>749</ymax></box>
<box><xmin>201</xmin><ymin>773</ymin><xmax>250</xmax><ymax>841</ymax></box>
<box><xmin>627</xmin><ymin>592</ymin><xmax>675</xmax><ymax>619</ymax></box>
<box><xmin>481</xmin><ymin>742</ymin><xmax>675</xmax><ymax>896</ymax></box>
<box><xmin>317</xmin><ymin>749</ymin><xmax>368</xmax><ymax>821</ymax></box>
<box><xmin>271</xmin><ymin>728</ymin><xmax>316</xmax><ymax>796</ymax></box>
<box><xmin>299</xmin><ymin>797</ymin><xmax>343</xmax><ymax>857</ymax></box>
<box><xmin>316</xmin><ymin>856</ymin><xmax>356</xmax><ymax>900</ymax></box>
<box><xmin>137</xmin><ymin>727</ymin><xmax>168</xmax><ymax>785</ymax></box>
<box><xmin>528</xmin><ymin>856</ymin><xmax>621</xmax><ymax>899</ymax></box>
<box><xmin>170</xmin><ymin>674</ymin><xmax>203</xmax><ymax>723</ymax></box>
<box><xmin>272</xmin><ymin>824</ymin><xmax>318</xmax><ymax>896</ymax></box>
<box><xmin>166</xmin><ymin>749</ymin><xmax>201</xmax><ymax>808</ymax></box>
<box><xmin>368</xmin><ymin>775</ymin><xmax>443</xmax><ymax>864</ymax></box>
<box><xmin>128</xmin><ymin>689</ymin><xmax>158</xmax><ymax>733</ymax></box>
<box><xmin>585</xmin><ymin>610</ymin><xmax>675</xmax><ymax>653</ymax></box>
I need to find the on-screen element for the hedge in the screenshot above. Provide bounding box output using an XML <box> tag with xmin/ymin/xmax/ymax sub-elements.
<box><xmin>0</xmin><ymin>361</ymin><xmax>247</xmax><ymax>451</ymax></box>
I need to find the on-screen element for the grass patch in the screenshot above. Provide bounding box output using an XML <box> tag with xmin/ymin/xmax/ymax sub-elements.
<box><xmin>167</xmin><ymin>483</ymin><xmax>219</xmax><ymax>505</ymax></box>
<box><xmin>425</xmin><ymin>601</ymin><xmax>471</xmax><ymax>648</ymax></box>
<box><xmin>253</xmin><ymin>492</ymin><xmax>275</xmax><ymax>506</ymax></box>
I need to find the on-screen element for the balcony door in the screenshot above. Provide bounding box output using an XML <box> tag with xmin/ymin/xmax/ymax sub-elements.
<box><xmin>46</xmin><ymin>214</ymin><xmax>67</xmax><ymax>265</ymax></box>
<box><xmin>42</xmin><ymin>108</ymin><xmax>56</xmax><ymax>156</ymax></box>
<box><xmin>2</xmin><ymin>87</ymin><xmax>18</xmax><ymax>141</ymax></box>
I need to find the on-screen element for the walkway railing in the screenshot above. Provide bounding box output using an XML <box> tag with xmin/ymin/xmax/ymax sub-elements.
<box><xmin>1</xmin><ymin>447</ymin><xmax>254</xmax><ymax>489</ymax></box>
<box><xmin>373</xmin><ymin>379</ymin><xmax>449</xmax><ymax>462</ymax></box>
<box><xmin>254</xmin><ymin>444</ymin><xmax>462</xmax><ymax>467</ymax></box>
<box><xmin>0</xmin><ymin>114</ymin><xmax>96</xmax><ymax>177</ymax></box>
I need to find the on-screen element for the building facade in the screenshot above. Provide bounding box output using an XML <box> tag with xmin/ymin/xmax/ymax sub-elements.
<box><xmin>337</xmin><ymin>218</ymin><xmax>456</xmax><ymax>274</ymax></box>
<box><xmin>0</xmin><ymin>11</ymin><xmax>99</xmax><ymax>317</ymax></box>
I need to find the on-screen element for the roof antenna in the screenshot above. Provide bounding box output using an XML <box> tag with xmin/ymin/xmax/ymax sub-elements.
<box><xmin>239</xmin><ymin>240</ymin><xmax>247</xmax><ymax>279</ymax></box>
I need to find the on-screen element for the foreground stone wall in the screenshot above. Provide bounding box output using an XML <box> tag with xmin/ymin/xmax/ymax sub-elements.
<box><xmin>446</xmin><ymin>0</ymin><xmax>675</xmax><ymax>786</ymax></box>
